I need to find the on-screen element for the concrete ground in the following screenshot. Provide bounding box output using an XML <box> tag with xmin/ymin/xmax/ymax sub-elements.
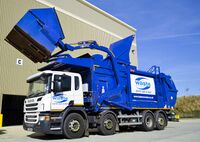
<box><xmin>0</xmin><ymin>119</ymin><xmax>200</xmax><ymax>142</ymax></box>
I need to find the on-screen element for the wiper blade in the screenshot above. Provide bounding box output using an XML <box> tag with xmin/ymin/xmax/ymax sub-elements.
<box><xmin>28</xmin><ymin>92</ymin><xmax>45</xmax><ymax>98</ymax></box>
<box><xmin>37</xmin><ymin>92</ymin><xmax>45</xmax><ymax>96</ymax></box>
<box><xmin>28</xmin><ymin>93</ymin><xmax>36</xmax><ymax>98</ymax></box>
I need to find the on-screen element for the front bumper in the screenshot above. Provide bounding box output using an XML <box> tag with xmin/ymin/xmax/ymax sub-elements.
<box><xmin>23</xmin><ymin>112</ymin><xmax>63</xmax><ymax>135</ymax></box>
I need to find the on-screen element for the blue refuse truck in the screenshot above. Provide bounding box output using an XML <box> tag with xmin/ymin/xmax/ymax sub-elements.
<box><xmin>5</xmin><ymin>8</ymin><xmax>178</xmax><ymax>139</ymax></box>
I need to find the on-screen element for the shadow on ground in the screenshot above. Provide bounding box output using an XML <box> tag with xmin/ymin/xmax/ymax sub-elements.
<box><xmin>27</xmin><ymin>127</ymin><xmax>140</xmax><ymax>140</ymax></box>
<box><xmin>27</xmin><ymin>125</ymin><xmax>172</xmax><ymax>140</ymax></box>
<box><xmin>28</xmin><ymin>133</ymin><xmax>65</xmax><ymax>140</ymax></box>
<box><xmin>0</xmin><ymin>129</ymin><xmax>6</xmax><ymax>135</ymax></box>
<box><xmin>27</xmin><ymin>129</ymin><xmax>99</xmax><ymax>140</ymax></box>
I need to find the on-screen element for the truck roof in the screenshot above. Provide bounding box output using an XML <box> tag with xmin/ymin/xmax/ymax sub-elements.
<box><xmin>27</xmin><ymin>70</ymin><xmax>80</xmax><ymax>82</ymax></box>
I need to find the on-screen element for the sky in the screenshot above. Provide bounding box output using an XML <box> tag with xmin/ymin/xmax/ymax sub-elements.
<box><xmin>87</xmin><ymin>0</ymin><xmax>200</xmax><ymax>96</ymax></box>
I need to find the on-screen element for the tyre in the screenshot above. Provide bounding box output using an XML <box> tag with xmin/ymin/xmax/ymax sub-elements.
<box><xmin>141</xmin><ymin>111</ymin><xmax>155</xmax><ymax>131</ymax></box>
<box><xmin>155</xmin><ymin>112</ymin><xmax>167</xmax><ymax>130</ymax></box>
<box><xmin>63</xmin><ymin>113</ymin><xmax>85</xmax><ymax>139</ymax></box>
<box><xmin>98</xmin><ymin>113</ymin><xmax>116</xmax><ymax>135</ymax></box>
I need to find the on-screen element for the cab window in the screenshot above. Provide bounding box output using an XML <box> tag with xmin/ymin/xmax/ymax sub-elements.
<box><xmin>54</xmin><ymin>75</ymin><xmax>71</xmax><ymax>92</ymax></box>
<box><xmin>75</xmin><ymin>76</ymin><xmax>79</xmax><ymax>90</ymax></box>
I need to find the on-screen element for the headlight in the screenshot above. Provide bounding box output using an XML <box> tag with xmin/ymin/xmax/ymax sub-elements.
<box><xmin>39</xmin><ymin>116</ymin><xmax>50</xmax><ymax>121</ymax></box>
<box><xmin>39</xmin><ymin>116</ymin><xmax>45</xmax><ymax>121</ymax></box>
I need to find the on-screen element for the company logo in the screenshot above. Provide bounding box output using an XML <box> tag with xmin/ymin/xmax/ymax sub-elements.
<box><xmin>27</xmin><ymin>99</ymin><xmax>34</xmax><ymax>103</ymax></box>
<box><xmin>53</xmin><ymin>95</ymin><xmax>68</xmax><ymax>104</ymax></box>
<box><xmin>135</xmin><ymin>77</ymin><xmax>151</xmax><ymax>90</ymax></box>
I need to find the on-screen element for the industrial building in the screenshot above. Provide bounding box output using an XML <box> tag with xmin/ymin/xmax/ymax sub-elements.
<box><xmin>0</xmin><ymin>0</ymin><xmax>137</xmax><ymax>126</ymax></box>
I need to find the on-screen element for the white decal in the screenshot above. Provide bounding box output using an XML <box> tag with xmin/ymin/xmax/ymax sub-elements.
<box><xmin>130</xmin><ymin>74</ymin><xmax>156</xmax><ymax>95</ymax></box>
<box><xmin>52</xmin><ymin>94</ymin><xmax>68</xmax><ymax>105</ymax></box>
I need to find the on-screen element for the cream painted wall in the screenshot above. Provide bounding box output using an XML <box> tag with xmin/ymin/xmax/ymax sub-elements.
<box><xmin>0</xmin><ymin>0</ymin><xmax>137</xmax><ymax>112</ymax></box>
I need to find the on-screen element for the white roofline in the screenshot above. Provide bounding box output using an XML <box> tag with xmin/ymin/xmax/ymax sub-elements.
<box><xmin>27</xmin><ymin>70</ymin><xmax>52</xmax><ymax>81</ymax></box>
<box><xmin>36</xmin><ymin>0</ymin><xmax>136</xmax><ymax>39</ymax></box>
<box><xmin>27</xmin><ymin>70</ymin><xmax>81</xmax><ymax>81</ymax></box>
<box><xmin>79</xmin><ymin>0</ymin><xmax>136</xmax><ymax>32</ymax></box>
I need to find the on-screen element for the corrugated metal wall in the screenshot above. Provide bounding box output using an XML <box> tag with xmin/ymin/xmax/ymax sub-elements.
<box><xmin>0</xmin><ymin>0</ymin><xmax>47</xmax><ymax>97</ymax></box>
<box><xmin>0</xmin><ymin>0</ymin><xmax>137</xmax><ymax>112</ymax></box>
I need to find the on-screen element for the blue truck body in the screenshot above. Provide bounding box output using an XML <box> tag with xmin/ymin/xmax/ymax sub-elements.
<box><xmin>5</xmin><ymin>8</ymin><xmax>178</xmax><ymax>138</ymax></box>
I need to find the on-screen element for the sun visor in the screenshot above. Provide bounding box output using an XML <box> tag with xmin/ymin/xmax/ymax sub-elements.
<box><xmin>5</xmin><ymin>8</ymin><xmax>64</xmax><ymax>63</ymax></box>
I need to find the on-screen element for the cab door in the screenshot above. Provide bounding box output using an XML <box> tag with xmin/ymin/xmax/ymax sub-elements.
<box><xmin>51</xmin><ymin>74</ymin><xmax>73</xmax><ymax>111</ymax></box>
<box><xmin>73</xmin><ymin>76</ymin><xmax>83</xmax><ymax>105</ymax></box>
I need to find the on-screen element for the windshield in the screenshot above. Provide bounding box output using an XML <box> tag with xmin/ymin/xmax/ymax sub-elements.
<box><xmin>28</xmin><ymin>74</ymin><xmax>51</xmax><ymax>98</ymax></box>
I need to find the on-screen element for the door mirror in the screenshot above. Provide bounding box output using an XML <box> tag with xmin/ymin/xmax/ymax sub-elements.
<box><xmin>53</xmin><ymin>80</ymin><xmax>62</xmax><ymax>93</ymax></box>
<box><xmin>53</xmin><ymin>75</ymin><xmax>62</xmax><ymax>93</ymax></box>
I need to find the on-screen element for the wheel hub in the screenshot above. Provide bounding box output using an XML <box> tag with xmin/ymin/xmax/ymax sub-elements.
<box><xmin>146</xmin><ymin>116</ymin><xmax>153</xmax><ymax>127</ymax></box>
<box><xmin>158</xmin><ymin>117</ymin><xmax>165</xmax><ymax>126</ymax></box>
<box><xmin>104</xmin><ymin>119</ymin><xmax>113</xmax><ymax>130</ymax></box>
<box><xmin>69</xmin><ymin>120</ymin><xmax>80</xmax><ymax>132</ymax></box>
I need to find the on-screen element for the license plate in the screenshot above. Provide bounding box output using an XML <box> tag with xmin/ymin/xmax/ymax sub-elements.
<box><xmin>27</xmin><ymin>128</ymin><xmax>33</xmax><ymax>132</ymax></box>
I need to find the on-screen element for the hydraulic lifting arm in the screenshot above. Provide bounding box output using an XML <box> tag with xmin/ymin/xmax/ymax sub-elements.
<box><xmin>5</xmin><ymin>8</ymin><xmax>134</xmax><ymax>111</ymax></box>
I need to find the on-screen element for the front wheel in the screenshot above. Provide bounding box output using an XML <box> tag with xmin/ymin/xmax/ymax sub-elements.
<box><xmin>63</xmin><ymin>113</ymin><xmax>85</xmax><ymax>139</ymax></box>
<box><xmin>98</xmin><ymin>113</ymin><xmax>116</xmax><ymax>135</ymax></box>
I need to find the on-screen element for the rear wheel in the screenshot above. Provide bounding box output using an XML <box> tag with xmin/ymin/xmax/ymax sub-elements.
<box><xmin>155</xmin><ymin>112</ymin><xmax>167</xmax><ymax>130</ymax></box>
<box><xmin>63</xmin><ymin>113</ymin><xmax>85</xmax><ymax>139</ymax></box>
<box><xmin>141</xmin><ymin>111</ymin><xmax>155</xmax><ymax>131</ymax></box>
<box><xmin>98</xmin><ymin>113</ymin><xmax>116</xmax><ymax>135</ymax></box>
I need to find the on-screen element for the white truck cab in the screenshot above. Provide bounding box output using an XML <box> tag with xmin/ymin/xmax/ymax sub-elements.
<box><xmin>24</xmin><ymin>70</ymin><xmax>84</xmax><ymax>124</ymax></box>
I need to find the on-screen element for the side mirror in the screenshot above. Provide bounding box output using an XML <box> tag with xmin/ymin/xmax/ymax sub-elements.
<box><xmin>53</xmin><ymin>81</ymin><xmax>62</xmax><ymax>93</ymax></box>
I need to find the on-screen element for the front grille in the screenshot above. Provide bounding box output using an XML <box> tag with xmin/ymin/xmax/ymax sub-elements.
<box><xmin>26</xmin><ymin>107</ymin><xmax>38</xmax><ymax>111</ymax></box>
<box><xmin>26</xmin><ymin>103</ymin><xmax>38</xmax><ymax>107</ymax></box>
<box><xmin>25</xmin><ymin>102</ymin><xmax>38</xmax><ymax>112</ymax></box>
<box><xmin>25</xmin><ymin>113</ymin><xmax>39</xmax><ymax>124</ymax></box>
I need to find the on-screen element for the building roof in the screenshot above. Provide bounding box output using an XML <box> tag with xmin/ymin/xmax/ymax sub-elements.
<box><xmin>78</xmin><ymin>0</ymin><xmax>136</xmax><ymax>32</ymax></box>
<box><xmin>36</xmin><ymin>0</ymin><xmax>136</xmax><ymax>39</ymax></box>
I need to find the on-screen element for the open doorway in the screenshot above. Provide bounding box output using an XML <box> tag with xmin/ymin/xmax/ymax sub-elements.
<box><xmin>2</xmin><ymin>94</ymin><xmax>26</xmax><ymax>126</ymax></box>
